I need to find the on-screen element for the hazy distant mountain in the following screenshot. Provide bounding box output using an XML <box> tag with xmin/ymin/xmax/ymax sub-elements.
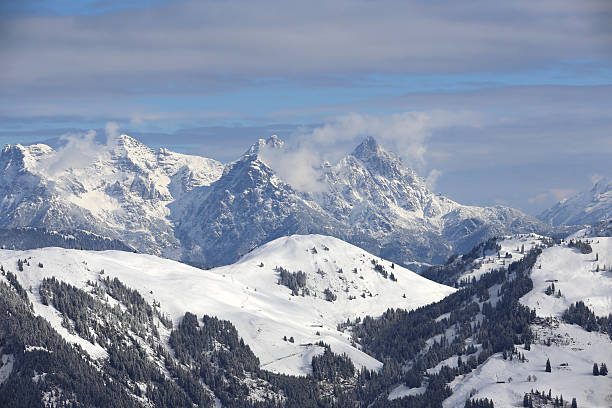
<box><xmin>539</xmin><ymin>178</ymin><xmax>612</xmax><ymax>226</ymax></box>
<box><xmin>0</xmin><ymin>134</ymin><xmax>552</xmax><ymax>267</ymax></box>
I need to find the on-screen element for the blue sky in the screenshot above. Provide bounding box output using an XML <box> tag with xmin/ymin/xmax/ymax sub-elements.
<box><xmin>1</xmin><ymin>0</ymin><xmax>611</xmax><ymax>214</ymax></box>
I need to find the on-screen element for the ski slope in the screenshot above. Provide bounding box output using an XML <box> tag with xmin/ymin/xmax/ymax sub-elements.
<box><xmin>0</xmin><ymin>234</ymin><xmax>454</xmax><ymax>376</ymax></box>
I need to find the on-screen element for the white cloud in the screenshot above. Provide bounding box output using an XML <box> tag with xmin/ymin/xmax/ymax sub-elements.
<box><xmin>528</xmin><ymin>189</ymin><xmax>577</xmax><ymax>205</ymax></box>
<box><xmin>105</xmin><ymin>121</ymin><xmax>120</xmax><ymax>147</ymax></box>
<box><xmin>307</xmin><ymin>111</ymin><xmax>480</xmax><ymax>166</ymax></box>
<box><xmin>38</xmin><ymin>122</ymin><xmax>122</xmax><ymax>177</ymax></box>
<box><xmin>426</xmin><ymin>169</ymin><xmax>443</xmax><ymax>190</ymax></box>
<box><xmin>259</xmin><ymin>111</ymin><xmax>479</xmax><ymax>192</ymax></box>
<box><xmin>259</xmin><ymin>145</ymin><xmax>328</xmax><ymax>193</ymax></box>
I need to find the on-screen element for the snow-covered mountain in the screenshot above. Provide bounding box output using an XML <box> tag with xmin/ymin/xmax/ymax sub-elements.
<box><xmin>0</xmin><ymin>134</ymin><xmax>552</xmax><ymax>268</ymax></box>
<box><xmin>0</xmin><ymin>234</ymin><xmax>453</xmax><ymax>376</ymax></box>
<box><xmin>1</xmin><ymin>232</ymin><xmax>610</xmax><ymax>407</ymax></box>
<box><xmin>310</xmin><ymin>136</ymin><xmax>551</xmax><ymax>264</ymax></box>
<box><xmin>578</xmin><ymin>218</ymin><xmax>612</xmax><ymax>238</ymax></box>
<box><xmin>178</xmin><ymin>135</ymin><xmax>553</xmax><ymax>267</ymax></box>
<box><xmin>539</xmin><ymin>178</ymin><xmax>612</xmax><ymax>226</ymax></box>
<box><xmin>0</xmin><ymin>135</ymin><xmax>223</xmax><ymax>261</ymax></box>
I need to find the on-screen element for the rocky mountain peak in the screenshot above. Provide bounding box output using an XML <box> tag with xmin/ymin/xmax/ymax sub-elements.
<box><xmin>351</xmin><ymin>135</ymin><xmax>381</xmax><ymax>158</ymax></box>
<box><xmin>349</xmin><ymin>136</ymin><xmax>404</xmax><ymax>179</ymax></box>
<box><xmin>244</xmin><ymin>134</ymin><xmax>285</xmax><ymax>156</ymax></box>
<box><xmin>0</xmin><ymin>134</ymin><xmax>554</xmax><ymax>268</ymax></box>
<box><xmin>1</xmin><ymin>143</ymin><xmax>54</xmax><ymax>174</ymax></box>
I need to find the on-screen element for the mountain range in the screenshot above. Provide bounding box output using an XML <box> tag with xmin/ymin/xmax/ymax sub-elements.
<box><xmin>0</xmin><ymin>134</ymin><xmax>558</xmax><ymax>268</ymax></box>
<box><xmin>0</xmin><ymin>133</ymin><xmax>610</xmax><ymax>407</ymax></box>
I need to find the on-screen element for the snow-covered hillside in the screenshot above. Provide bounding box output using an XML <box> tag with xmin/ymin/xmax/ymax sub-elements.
<box><xmin>573</xmin><ymin>218</ymin><xmax>612</xmax><ymax>238</ymax></box>
<box><xmin>0</xmin><ymin>134</ymin><xmax>553</xmax><ymax>269</ymax></box>
<box><xmin>539</xmin><ymin>178</ymin><xmax>612</xmax><ymax>226</ymax></box>
<box><xmin>444</xmin><ymin>236</ymin><xmax>612</xmax><ymax>407</ymax></box>
<box><xmin>456</xmin><ymin>234</ymin><xmax>545</xmax><ymax>284</ymax></box>
<box><xmin>0</xmin><ymin>234</ymin><xmax>454</xmax><ymax>376</ymax></box>
<box><xmin>522</xmin><ymin>237</ymin><xmax>612</xmax><ymax>317</ymax></box>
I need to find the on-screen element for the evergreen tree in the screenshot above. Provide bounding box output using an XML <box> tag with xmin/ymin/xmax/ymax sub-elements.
<box><xmin>593</xmin><ymin>362</ymin><xmax>600</xmax><ymax>376</ymax></box>
<box><xmin>571</xmin><ymin>397</ymin><xmax>577</xmax><ymax>408</ymax></box>
<box><xmin>600</xmin><ymin>362</ymin><xmax>608</xmax><ymax>376</ymax></box>
<box><xmin>546</xmin><ymin>358</ymin><xmax>551</xmax><ymax>372</ymax></box>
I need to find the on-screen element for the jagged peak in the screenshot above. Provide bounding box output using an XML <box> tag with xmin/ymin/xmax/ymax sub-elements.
<box><xmin>349</xmin><ymin>136</ymin><xmax>408</xmax><ymax>180</ymax></box>
<box><xmin>350</xmin><ymin>136</ymin><xmax>400</xmax><ymax>165</ymax></box>
<box><xmin>1</xmin><ymin>143</ymin><xmax>54</xmax><ymax>172</ymax></box>
<box><xmin>244</xmin><ymin>134</ymin><xmax>285</xmax><ymax>156</ymax></box>
<box><xmin>114</xmin><ymin>134</ymin><xmax>149</xmax><ymax>150</ymax></box>
<box><xmin>351</xmin><ymin>136</ymin><xmax>382</xmax><ymax>158</ymax></box>
<box><xmin>110</xmin><ymin>134</ymin><xmax>156</xmax><ymax>164</ymax></box>
<box><xmin>2</xmin><ymin>143</ymin><xmax>54</xmax><ymax>155</ymax></box>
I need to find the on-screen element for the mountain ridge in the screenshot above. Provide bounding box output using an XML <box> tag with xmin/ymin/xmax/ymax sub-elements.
<box><xmin>0</xmin><ymin>134</ymin><xmax>555</xmax><ymax>268</ymax></box>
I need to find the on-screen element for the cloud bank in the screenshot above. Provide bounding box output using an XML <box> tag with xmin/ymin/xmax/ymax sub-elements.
<box><xmin>1</xmin><ymin>0</ymin><xmax>611</xmax><ymax>99</ymax></box>
<box><xmin>259</xmin><ymin>111</ymin><xmax>478</xmax><ymax>192</ymax></box>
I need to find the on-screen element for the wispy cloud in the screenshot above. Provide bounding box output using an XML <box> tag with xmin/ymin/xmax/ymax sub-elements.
<box><xmin>38</xmin><ymin>122</ymin><xmax>121</xmax><ymax>176</ymax></box>
<box><xmin>307</xmin><ymin>111</ymin><xmax>481</xmax><ymax>166</ymax></box>
<box><xmin>258</xmin><ymin>111</ymin><xmax>479</xmax><ymax>192</ymax></box>
<box><xmin>528</xmin><ymin>189</ymin><xmax>577</xmax><ymax>206</ymax></box>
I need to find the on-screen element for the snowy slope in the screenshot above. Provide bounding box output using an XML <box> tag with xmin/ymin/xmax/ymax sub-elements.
<box><xmin>521</xmin><ymin>237</ymin><xmax>612</xmax><ymax>318</ymax></box>
<box><xmin>444</xmin><ymin>325</ymin><xmax>612</xmax><ymax>408</ymax></box>
<box><xmin>539</xmin><ymin>178</ymin><xmax>612</xmax><ymax>226</ymax></box>
<box><xmin>457</xmin><ymin>234</ymin><xmax>546</xmax><ymax>284</ymax></box>
<box><xmin>0</xmin><ymin>234</ymin><xmax>454</xmax><ymax>376</ymax></box>
<box><xmin>444</xmin><ymin>237</ymin><xmax>612</xmax><ymax>407</ymax></box>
